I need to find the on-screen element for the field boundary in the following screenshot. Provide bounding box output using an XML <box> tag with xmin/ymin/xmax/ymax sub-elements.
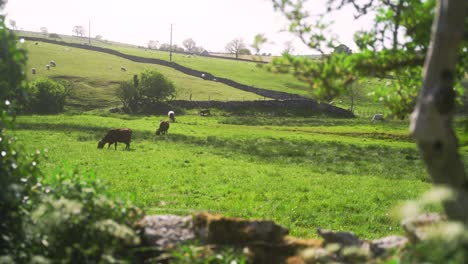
<box><xmin>119</xmin><ymin>99</ymin><xmax>355</xmax><ymax>118</ymax></box>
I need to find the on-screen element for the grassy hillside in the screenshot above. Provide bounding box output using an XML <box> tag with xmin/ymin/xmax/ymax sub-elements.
<box><xmin>22</xmin><ymin>41</ymin><xmax>266</xmax><ymax>110</ymax></box>
<box><xmin>18</xmin><ymin>31</ymin><xmax>313</xmax><ymax>97</ymax></box>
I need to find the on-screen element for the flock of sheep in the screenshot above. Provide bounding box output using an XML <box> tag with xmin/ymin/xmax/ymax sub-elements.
<box><xmin>31</xmin><ymin>59</ymin><xmax>56</xmax><ymax>75</ymax></box>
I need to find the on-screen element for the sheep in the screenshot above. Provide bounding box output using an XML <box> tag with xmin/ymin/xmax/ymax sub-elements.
<box><xmin>371</xmin><ymin>114</ymin><xmax>384</xmax><ymax>122</ymax></box>
<box><xmin>97</xmin><ymin>128</ymin><xmax>132</xmax><ymax>150</ymax></box>
<box><xmin>49</xmin><ymin>60</ymin><xmax>56</xmax><ymax>67</ymax></box>
<box><xmin>31</xmin><ymin>68</ymin><xmax>36</xmax><ymax>74</ymax></box>
<box><xmin>155</xmin><ymin>121</ymin><xmax>170</xmax><ymax>135</ymax></box>
<box><xmin>199</xmin><ymin>109</ymin><xmax>211</xmax><ymax>116</ymax></box>
<box><xmin>45</xmin><ymin>64</ymin><xmax>50</xmax><ymax>70</ymax></box>
<box><xmin>168</xmin><ymin>111</ymin><xmax>176</xmax><ymax>122</ymax></box>
<box><xmin>121</xmin><ymin>66</ymin><xmax>127</xmax><ymax>72</ymax></box>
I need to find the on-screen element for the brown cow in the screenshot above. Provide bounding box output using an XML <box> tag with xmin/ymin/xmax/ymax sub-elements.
<box><xmin>98</xmin><ymin>128</ymin><xmax>132</xmax><ymax>150</ymax></box>
<box><xmin>156</xmin><ymin>121</ymin><xmax>170</xmax><ymax>135</ymax></box>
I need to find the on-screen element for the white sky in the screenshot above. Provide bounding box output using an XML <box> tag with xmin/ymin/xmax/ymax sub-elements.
<box><xmin>2</xmin><ymin>0</ymin><xmax>374</xmax><ymax>55</ymax></box>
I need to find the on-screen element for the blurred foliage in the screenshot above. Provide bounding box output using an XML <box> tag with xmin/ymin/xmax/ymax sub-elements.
<box><xmin>0</xmin><ymin>11</ymin><xmax>27</xmax><ymax>109</ymax></box>
<box><xmin>269</xmin><ymin>0</ymin><xmax>467</xmax><ymax>118</ymax></box>
<box><xmin>1</xmin><ymin>4</ymin><xmax>145</xmax><ymax>262</ymax></box>
<box><xmin>27</xmin><ymin>78</ymin><xmax>67</xmax><ymax>114</ymax></box>
<box><xmin>169</xmin><ymin>242</ymin><xmax>249</xmax><ymax>264</ymax></box>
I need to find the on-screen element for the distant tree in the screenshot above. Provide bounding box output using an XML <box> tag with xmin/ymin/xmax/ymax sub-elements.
<box><xmin>48</xmin><ymin>33</ymin><xmax>60</xmax><ymax>39</ymax></box>
<box><xmin>334</xmin><ymin>44</ymin><xmax>352</xmax><ymax>54</ymax></box>
<box><xmin>225</xmin><ymin>38</ymin><xmax>246</xmax><ymax>59</ymax></box>
<box><xmin>147</xmin><ymin>40</ymin><xmax>159</xmax><ymax>49</ymax></box>
<box><xmin>72</xmin><ymin>25</ymin><xmax>86</xmax><ymax>37</ymax></box>
<box><xmin>95</xmin><ymin>35</ymin><xmax>103</xmax><ymax>41</ymax></box>
<box><xmin>40</xmin><ymin>27</ymin><xmax>48</xmax><ymax>36</ymax></box>
<box><xmin>251</xmin><ymin>34</ymin><xmax>268</xmax><ymax>55</ymax></box>
<box><xmin>157</xmin><ymin>43</ymin><xmax>184</xmax><ymax>53</ymax></box>
<box><xmin>194</xmin><ymin>46</ymin><xmax>206</xmax><ymax>55</ymax></box>
<box><xmin>182</xmin><ymin>38</ymin><xmax>197</xmax><ymax>53</ymax></box>
<box><xmin>239</xmin><ymin>48</ymin><xmax>252</xmax><ymax>55</ymax></box>
<box><xmin>8</xmin><ymin>19</ymin><xmax>16</xmax><ymax>30</ymax></box>
<box><xmin>159</xmin><ymin>43</ymin><xmax>171</xmax><ymax>51</ymax></box>
<box><xmin>283</xmin><ymin>40</ymin><xmax>294</xmax><ymax>54</ymax></box>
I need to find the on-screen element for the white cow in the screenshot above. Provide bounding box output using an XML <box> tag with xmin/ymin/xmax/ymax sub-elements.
<box><xmin>371</xmin><ymin>114</ymin><xmax>384</xmax><ymax>122</ymax></box>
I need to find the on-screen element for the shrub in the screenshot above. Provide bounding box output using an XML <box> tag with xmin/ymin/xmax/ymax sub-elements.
<box><xmin>139</xmin><ymin>70</ymin><xmax>176</xmax><ymax>103</ymax></box>
<box><xmin>28</xmin><ymin>78</ymin><xmax>67</xmax><ymax>113</ymax></box>
<box><xmin>0</xmin><ymin>13</ymin><xmax>27</xmax><ymax>107</ymax></box>
<box><xmin>48</xmin><ymin>33</ymin><xmax>61</xmax><ymax>39</ymax></box>
<box><xmin>117</xmin><ymin>79</ymin><xmax>140</xmax><ymax>113</ymax></box>
<box><xmin>117</xmin><ymin>71</ymin><xmax>176</xmax><ymax>113</ymax></box>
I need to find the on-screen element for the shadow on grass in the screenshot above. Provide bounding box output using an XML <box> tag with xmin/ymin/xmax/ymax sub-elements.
<box><xmin>17</xmin><ymin>121</ymin><xmax>431</xmax><ymax>181</ymax></box>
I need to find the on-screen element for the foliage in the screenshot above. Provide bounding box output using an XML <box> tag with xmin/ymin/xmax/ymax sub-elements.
<box><xmin>147</xmin><ymin>40</ymin><xmax>159</xmax><ymax>49</ymax></box>
<box><xmin>138</xmin><ymin>70</ymin><xmax>176</xmax><ymax>103</ymax></box>
<box><xmin>39</xmin><ymin>26</ymin><xmax>47</xmax><ymax>36</ymax></box>
<box><xmin>117</xmin><ymin>71</ymin><xmax>176</xmax><ymax>112</ymax></box>
<box><xmin>251</xmin><ymin>33</ymin><xmax>268</xmax><ymax>55</ymax></box>
<box><xmin>169</xmin><ymin>242</ymin><xmax>248</xmax><ymax>264</ymax></box>
<box><xmin>0</xmin><ymin>100</ymin><xmax>43</xmax><ymax>262</ymax></box>
<box><xmin>396</xmin><ymin>187</ymin><xmax>468</xmax><ymax>263</ymax></box>
<box><xmin>117</xmin><ymin>79</ymin><xmax>140</xmax><ymax>113</ymax></box>
<box><xmin>0</xmin><ymin>14</ymin><xmax>27</xmax><ymax>106</ymax></box>
<box><xmin>48</xmin><ymin>33</ymin><xmax>60</xmax><ymax>39</ymax></box>
<box><xmin>239</xmin><ymin>48</ymin><xmax>252</xmax><ymax>55</ymax></box>
<box><xmin>225</xmin><ymin>38</ymin><xmax>246</xmax><ymax>59</ymax></box>
<box><xmin>182</xmin><ymin>38</ymin><xmax>197</xmax><ymax>53</ymax></box>
<box><xmin>269</xmin><ymin>0</ymin><xmax>467</xmax><ymax>118</ymax></box>
<box><xmin>25</xmin><ymin>168</ymin><xmax>144</xmax><ymax>263</ymax></box>
<box><xmin>72</xmin><ymin>25</ymin><xmax>86</xmax><ymax>37</ymax></box>
<box><xmin>27</xmin><ymin>78</ymin><xmax>67</xmax><ymax>114</ymax></box>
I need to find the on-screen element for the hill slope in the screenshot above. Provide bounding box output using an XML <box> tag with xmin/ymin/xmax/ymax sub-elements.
<box><xmin>23</xmin><ymin>41</ymin><xmax>266</xmax><ymax>110</ymax></box>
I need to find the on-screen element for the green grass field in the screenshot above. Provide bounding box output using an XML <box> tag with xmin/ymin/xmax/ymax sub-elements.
<box><xmin>12</xmin><ymin>112</ymin><xmax>468</xmax><ymax>239</ymax></box>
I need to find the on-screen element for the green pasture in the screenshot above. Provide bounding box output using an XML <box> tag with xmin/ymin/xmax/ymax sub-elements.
<box><xmin>22</xmin><ymin>41</ymin><xmax>265</xmax><ymax>110</ymax></box>
<box><xmin>13</xmin><ymin>113</ymin><xmax>468</xmax><ymax>239</ymax></box>
<box><xmin>17</xmin><ymin>32</ymin><xmax>312</xmax><ymax>97</ymax></box>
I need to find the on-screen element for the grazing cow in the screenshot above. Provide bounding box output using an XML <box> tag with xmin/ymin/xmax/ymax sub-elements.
<box><xmin>49</xmin><ymin>60</ymin><xmax>56</xmax><ymax>67</ymax></box>
<box><xmin>371</xmin><ymin>114</ymin><xmax>384</xmax><ymax>122</ymax></box>
<box><xmin>199</xmin><ymin>109</ymin><xmax>211</xmax><ymax>116</ymax></box>
<box><xmin>121</xmin><ymin>66</ymin><xmax>127</xmax><ymax>72</ymax></box>
<box><xmin>31</xmin><ymin>68</ymin><xmax>36</xmax><ymax>74</ymax></box>
<box><xmin>168</xmin><ymin>111</ymin><xmax>176</xmax><ymax>122</ymax></box>
<box><xmin>156</xmin><ymin>121</ymin><xmax>170</xmax><ymax>135</ymax></box>
<box><xmin>98</xmin><ymin>128</ymin><xmax>132</xmax><ymax>150</ymax></box>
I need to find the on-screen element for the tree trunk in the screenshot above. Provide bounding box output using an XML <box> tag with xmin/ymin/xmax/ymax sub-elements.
<box><xmin>410</xmin><ymin>0</ymin><xmax>467</xmax><ymax>221</ymax></box>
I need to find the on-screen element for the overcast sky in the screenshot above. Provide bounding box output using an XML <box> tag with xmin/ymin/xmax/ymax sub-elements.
<box><xmin>2</xmin><ymin>0</ymin><xmax>374</xmax><ymax>55</ymax></box>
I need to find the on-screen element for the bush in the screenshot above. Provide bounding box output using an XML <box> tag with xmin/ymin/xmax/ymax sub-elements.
<box><xmin>139</xmin><ymin>70</ymin><xmax>176</xmax><ymax>103</ymax></box>
<box><xmin>117</xmin><ymin>71</ymin><xmax>176</xmax><ymax>113</ymax></box>
<box><xmin>0</xmin><ymin>13</ymin><xmax>27</xmax><ymax>107</ymax></box>
<box><xmin>117</xmin><ymin>79</ymin><xmax>140</xmax><ymax>113</ymax></box>
<box><xmin>28</xmin><ymin>78</ymin><xmax>67</xmax><ymax>113</ymax></box>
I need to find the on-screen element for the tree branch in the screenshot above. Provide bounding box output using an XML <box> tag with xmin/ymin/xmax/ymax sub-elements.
<box><xmin>410</xmin><ymin>0</ymin><xmax>467</xmax><ymax>222</ymax></box>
